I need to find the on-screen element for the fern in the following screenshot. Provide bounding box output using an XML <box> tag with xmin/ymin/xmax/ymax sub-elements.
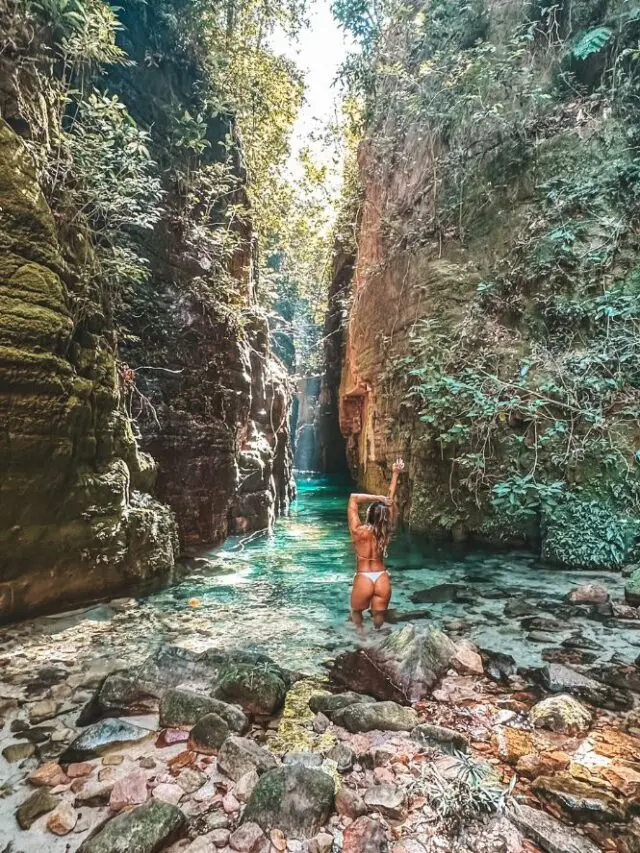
<box><xmin>572</xmin><ymin>27</ymin><xmax>613</xmax><ymax>60</ymax></box>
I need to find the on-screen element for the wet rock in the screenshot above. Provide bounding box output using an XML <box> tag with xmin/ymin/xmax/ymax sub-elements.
<box><xmin>562</xmin><ymin>635</ymin><xmax>603</xmax><ymax>652</ymax></box>
<box><xmin>330</xmin><ymin>626</ymin><xmax>456</xmax><ymax>702</ymax></box>
<box><xmin>87</xmin><ymin>671</ymin><xmax>158</xmax><ymax>721</ymax></box>
<box><xmin>229</xmin><ymin>821</ymin><xmax>269</xmax><ymax>853</ymax></box>
<box><xmin>363</xmin><ymin>785</ymin><xmax>406</xmax><ymax>821</ymax></box>
<box><xmin>335</xmin><ymin>786</ymin><xmax>367</xmax><ymax>818</ymax></box>
<box><xmin>283</xmin><ymin>751</ymin><xmax>323</xmax><ymax>768</ymax></box>
<box><xmin>189</xmin><ymin>713</ymin><xmax>230</xmax><ymax>753</ymax></box>
<box><xmin>236</xmin><ymin>769</ymin><xmax>260</xmax><ymax>802</ymax></box>
<box><xmin>528</xmin><ymin>631</ymin><xmax>560</xmax><ymax>644</ymax></box>
<box><xmin>61</xmin><ymin>718</ymin><xmax>150</xmax><ymax>762</ymax></box>
<box><xmin>328</xmin><ymin>742</ymin><xmax>355</xmax><ymax>772</ymax></box>
<box><xmin>160</xmin><ymin>688</ymin><xmax>248</xmax><ymax>732</ymax></box>
<box><xmin>215</xmin><ymin>664</ymin><xmax>287</xmax><ymax>716</ymax></box>
<box><xmin>17</xmin><ymin>789</ymin><xmax>59</xmax><ymax>829</ymax></box>
<box><xmin>218</xmin><ymin>736</ymin><xmax>278</xmax><ymax>781</ymax></box>
<box><xmin>152</xmin><ymin>782</ymin><xmax>184</xmax><ymax>805</ymax></box>
<box><xmin>530</xmin><ymin>694</ymin><xmax>592</xmax><ymax>735</ymax></box>
<box><xmin>243</xmin><ymin>765</ymin><xmax>335</xmax><ymax>839</ymax></box>
<box><xmin>479</xmin><ymin>648</ymin><xmax>516</xmax><ymax>683</ymax></box>
<box><xmin>3</xmin><ymin>742</ymin><xmax>35</xmax><ymax>762</ymax></box>
<box><xmin>20</xmin><ymin>725</ymin><xmax>55</xmax><ymax>743</ymax></box>
<box><xmin>625</xmin><ymin>566</ymin><xmax>640</xmax><ymax>606</ymax></box>
<box><xmin>509</xmin><ymin>802</ymin><xmax>600</xmax><ymax>853</ymax></box>
<box><xmin>567</xmin><ymin>584</ymin><xmax>609</xmax><ymax>604</ymax></box>
<box><xmin>411</xmin><ymin>723</ymin><xmax>468</xmax><ymax>753</ymax></box>
<box><xmin>47</xmin><ymin>801</ymin><xmax>78</xmax><ymax>835</ymax></box>
<box><xmin>309</xmin><ymin>691</ymin><xmax>376</xmax><ymax>714</ymax></box>
<box><xmin>452</xmin><ymin>641</ymin><xmax>483</xmax><ymax>676</ymax></box>
<box><xmin>612</xmin><ymin>602</ymin><xmax>639</xmax><ymax>619</ymax></box>
<box><xmin>532</xmin><ymin>773</ymin><xmax>626</xmax><ymax>823</ymax></box>
<box><xmin>29</xmin><ymin>762</ymin><xmax>69</xmax><ymax>787</ymax></box>
<box><xmin>78</xmin><ymin>800</ymin><xmax>185</xmax><ymax>853</ymax></box>
<box><xmin>587</xmin><ymin>660</ymin><xmax>640</xmax><ymax>696</ymax></box>
<box><xmin>109</xmin><ymin>769</ymin><xmax>149</xmax><ymax>811</ymax></box>
<box><xmin>410</xmin><ymin>583</ymin><xmax>467</xmax><ymax>604</ymax></box>
<box><xmin>332</xmin><ymin>701</ymin><xmax>418</xmax><ymax>733</ymax></box>
<box><xmin>503</xmin><ymin>599</ymin><xmax>537</xmax><ymax>618</ymax></box>
<box><xmin>540</xmin><ymin>663</ymin><xmax>633</xmax><ymax>711</ymax></box>
<box><xmin>343</xmin><ymin>816</ymin><xmax>388</xmax><ymax>853</ymax></box>
<box><xmin>521</xmin><ymin>616</ymin><xmax>565</xmax><ymax>633</ymax></box>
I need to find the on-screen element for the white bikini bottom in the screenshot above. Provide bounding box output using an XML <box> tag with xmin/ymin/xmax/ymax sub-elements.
<box><xmin>358</xmin><ymin>570</ymin><xmax>387</xmax><ymax>583</ymax></box>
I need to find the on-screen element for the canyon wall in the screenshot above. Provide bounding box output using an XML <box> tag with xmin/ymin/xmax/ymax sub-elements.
<box><xmin>0</xmin><ymin>0</ymin><xmax>294</xmax><ymax>619</ymax></box>
<box><xmin>336</xmin><ymin>0</ymin><xmax>640</xmax><ymax>568</ymax></box>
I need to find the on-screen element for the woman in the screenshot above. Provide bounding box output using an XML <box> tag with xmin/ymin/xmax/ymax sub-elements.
<box><xmin>348</xmin><ymin>458</ymin><xmax>404</xmax><ymax>628</ymax></box>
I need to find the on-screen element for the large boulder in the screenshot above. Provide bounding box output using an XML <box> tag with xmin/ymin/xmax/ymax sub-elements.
<box><xmin>215</xmin><ymin>665</ymin><xmax>287</xmax><ymax>716</ymax></box>
<box><xmin>331</xmin><ymin>701</ymin><xmax>418</xmax><ymax>733</ymax></box>
<box><xmin>329</xmin><ymin>626</ymin><xmax>456</xmax><ymax>702</ymax></box>
<box><xmin>218</xmin><ymin>736</ymin><xmax>278</xmax><ymax>781</ymax></box>
<box><xmin>189</xmin><ymin>713</ymin><xmax>230</xmax><ymax>753</ymax></box>
<box><xmin>530</xmin><ymin>695</ymin><xmax>592</xmax><ymax>735</ymax></box>
<box><xmin>532</xmin><ymin>774</ymin><xmax>626</xmax><ymax>824</ymax></box>
<box><xmin>540</xmin><ymin>663</ymin><xmax>633</xmax><ymax>711</ymax></box>
<box><xmin>61</xmin><ymin>719</ymin><xmax>150</xmax><ymax>762</ymax></box>
<box><xmin>243</xmin><ymin>765</ymin><xmax>335</xmax><ymax>839</ymax></box>
<box><xmin>78</xmin><ymin>800</ymin><xmax>184</xmax><ymax>853</ymax></box>
<box><xmin>160</xmin><ymin>688</ymin><xmax>248</xmax><ymax>731</ymax></box>
<box><xmin>566</xmin><ymin>584</ymin><xmax>609</xmax><ymax>604</ymax></box>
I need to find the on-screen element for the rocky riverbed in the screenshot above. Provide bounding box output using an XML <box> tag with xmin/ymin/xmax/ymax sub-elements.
<box><xmin>1</xmin><ymin>583</ymin><xmax>639</xmax><ymax>853</ymax></box>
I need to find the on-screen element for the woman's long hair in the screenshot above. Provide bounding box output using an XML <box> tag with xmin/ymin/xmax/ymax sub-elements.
<box><xmin>366</xmin><ymin>501</ymin><xmax>391</xmax><ymax>558</ymax></box>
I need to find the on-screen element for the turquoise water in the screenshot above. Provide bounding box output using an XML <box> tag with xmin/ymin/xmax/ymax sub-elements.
<box><xmin>146</xmin><ymin>474</ymin><xmax>635</xmax><ymax>672</ymax></box>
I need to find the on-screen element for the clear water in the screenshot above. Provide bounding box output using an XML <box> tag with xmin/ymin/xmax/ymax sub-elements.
<box><xmin>145</xmin><ymin>474</ymin><xmax>637</xmax><ymax>673</ymax></box>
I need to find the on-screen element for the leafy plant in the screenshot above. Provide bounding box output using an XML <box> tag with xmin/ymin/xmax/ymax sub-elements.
<box><xmin>571</xmin><ymin>26</ymin><xmax>613</xmax><ymax>60</ymax></box>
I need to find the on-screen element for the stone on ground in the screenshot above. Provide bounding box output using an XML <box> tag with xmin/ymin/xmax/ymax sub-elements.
<box><xmin>335</xmin><ymin>786</ymin><xmax>367</xmax><ymax>818</ymax></box>
<box><xmin>159</xmin><ymin>688</ymin><xmax>248</xmax><ymax>732</ymax></box>
<box><xmin>29</xmin><ymin>761</ymin><xmax>69</xmax><ymax>787</ymax></box>
<box><xmin>452</xmin><ymin>640</ymin><xmax>484</xmax><ymax>676</ymax></box>
<box><xmin>152</xmin><ymin>782</ymin><xmax>184</xmax><ymax>805</ymax></box>
<box><xmin>283</xmin><ymin>751</ymin><xmax>322</xmax><ymax>768</ymax></box>
<box><xmin>509</xmin><ymin>802</ymin><xmax>601</xmax><ymax>853</ymax></box>
<box><xmin>567</xmin><ymin>584</ymin><xmax>609</xmax><ymax>604</ymax></box>
<box><xmin>17</xmin><ymin>789</ymin><xmax>59</xmax><ymax>829</ymax></box>
<box><xmin>78</xmin><ymin>800</ymin><xmax>185</xmax><ymax>853</ymax></box>
<box><xmin>61</xmin><ymin>718</ymin><xmax>149</xmax><ymax>762</ymax></box>
<box><xmin>328</xmin><ymin>741</ymin><xmax>355</xmax><ymax>772</ymax></box>
<box><xmin>3</xmin><ymin>742</ymin><xmax>35</xmax><ymax>762</ymax></box>
<box><xmin>309</xmin><ymin>831</ymin><xmax>333</xmax><ymax>853</ymax></box>
<box><xmin>236</xmin><ymin>769</ymin><xmax>260</xmax><ymax>802</ymax></box>
<box><xmin>343</xmin><ymin>816</ymin><xmax>388</xmax><ymax>853</ymax></box>
<box><xmin>215</xmin><ymin>664</ymin><xmax>287</xmax><ymax>715</ymax></box>
<box><xmin>109</xmin><ymin>769</ymin><xmax>149</xmax><ymax>811</ymax></box>
<box><xmin>532</xmin><ymin>773</ymin><xmax>626</xmax><ymax>823</ymax></box>
<box><xmin>47</xmin><ymin>801</ymin><xmax>78</xmax><ymax>835</ymax></box>
<box><xmin>229</xmin><ymin>821</ymin><xmax>269</xmax><ymax>853</ymax></box>
<box><xmin>28</xmin><ymin>698</ymin><xmax>58</xmax><ymax>723</ymax></box>
<box><xmin>530</xmin><ymin>694</ymin><xmax>592</xmax><ymax>735</ymax></box>
<box><xmin>243</xmin><ymin>764</ymin><xmax>335</xmax><ymax>839</ymax></box>
<box><xmin>218</xmin><ymin>735</ymin><xmax>278</xmax><ymax>781</ymax></box>
<box><xmin>332</xmin><ymin>701</ymin><xmax>418</xmax><ymax>733</ymax></box>
<box><xmin>189</xmin><ymin>712</ymin><xmax>230</xmax><ymax>753</ymax></box>
<box><xmin>411</xmin><ymin>723</ymin><xmax>468</xmax><ymax>752</ymax></box>
<box><xmin>309</xmin><ymin>691</ymin><xmax>376</xmax><ymax>714</ymax></box>
<box><xmin>363</xmin><ymin>785</ymin><xmax>407</xmax><ymax>820</ymax></box>
<box><xmin>625</xmin><ymin>567</ymin><xmax>640</xmax><ymax>606</ymax></box>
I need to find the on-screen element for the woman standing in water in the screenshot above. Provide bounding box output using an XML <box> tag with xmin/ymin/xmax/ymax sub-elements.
<box><xmin>348</xmin><ymin>458</ymin><xmax>404</xmax><ymax>627</ymax></box>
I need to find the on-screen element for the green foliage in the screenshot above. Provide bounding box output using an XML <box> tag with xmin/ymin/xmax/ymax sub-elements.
<box><xmin>571</xmin><ymin>26</ymin><xmax>612</xmax><ymax>60</ymax></box>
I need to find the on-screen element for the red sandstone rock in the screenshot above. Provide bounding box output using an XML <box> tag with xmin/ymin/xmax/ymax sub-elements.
<box><xmin>109</xmin><ymin>770</ymin><xmax>149</xmax><ymax>811</ymax></box>
<box><xmin>29</xmin><ymin>762</ymin><xmax>69</xmax><ymax>788</ymax></box>
<box><xmin>67</xmin><ymin>762</ymin><xmax>94</xmax><ymax>779</ymax></box>
<box><xmin>343</xmin><ymin>816</ymin><xmax>388</xmax><ymax>853</ymax></box>
<box><xmin>336</xmin><ymin>787</ymin><xmax>368</xmax><ymax>819</ymax></box>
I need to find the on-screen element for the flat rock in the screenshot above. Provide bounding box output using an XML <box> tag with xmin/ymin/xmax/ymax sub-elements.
<box><xmin>530</xmin><ymin>694</ymin><xmax>592</xmax><ymax>735</ymax></box>
<box><xmin>309</xmin><ymin>691</ymin><xmax>376</xmax><ymax>714</ymax></box>
<box><xmin>109</xmin><ymin>769</ymin><xmax>149</xmax><ymax>811</ymax></box>
<box><xmin>3</xmin><ymin>742</ymin><xmax>35</xmax><ymax>762</ymax></box>
<box><xmin>243</xmin><ymin>764</ymin><xmax>335</xmax><ymax>839</ymax></box>
<box><xmin>160</xmin><ymin>688</ymin><xmax>248</xmax><ymax>732</ymax></box>
<box><xmin>29</xmin><ymin>761</ymin><xmax>69</xmax><ymax>787</ymax></box>
<box><xmin>509</xmin><ymin>802</ymin><xmax>601</xmax><ymax>852</ymax></box>
<box><xmin>283</xmin><ymin>751</ymin><xmax>323</xmax><ymax>768</ymax></box>
<box><xmin>17</xmin><ymin>789</ymin><xmax>59</xmax><ymax>829</ymax></box>
<box><xmin>75</xmin><ymin>779</ymin><xmax>115</xmax><ymax>806</ymax></box>
<box><xmin>343</xmin><ymin>816</ymin><xmax>388</xmax><ymax>853</ymax></box>
<box><xmin>540</xmin><ymin>663</ymin><xmax>633</xmax><ymax>711</ymax></box>
<box><xmin>452</xmin><ymin>641</ymin><xmax>483</xmax><ymax>676</ymax></box>
<box><xmin>29</xmin><ymin>698</ymin><xmax>58</xmax><ymax>723</ymax></box>
<box><xmin>363</xmin><ymin>785</ymin><xmax>407</xmax><ymax>820</ymax></box>
<box><xmin>189</xmin><ymin>712</ymin><xmax>230</xmax><ymax>753</ymax></box>
<box><xmin>332</xmin><ymin>701</ymin><xmax>418</xmax><ymax>733</ymax></box>
<box><xmin>62</xmin><ymin>718</ymin><xmax>150</xmax><ymax>762</ymax></box>
<box><xmin>78</xmin><ymin>800</ymin><xmax>185</xmax><ymax>853</ymax></box>
<box><xmin>218</xmin><ymin>736</ymin><xmax>278</xmax><ymax>781</ymax></box>
<box><xmin>411</xmin><ymin>723</ymin><xmax>468</xmax><ymax>753</ymax></box>
<box><xmin>152</xmin><ymin>782</ymin><xmax>184</xmax><ymax>805</ymax></box>
<box><xmin>532</xmin><ymin>773</ymin><xmax>626</xmax><ymax>823</ymax></box>
<box><xmin>410</xmin><ymin>583</ymin><xmax>467</xmax><ymax>604</ymax></box>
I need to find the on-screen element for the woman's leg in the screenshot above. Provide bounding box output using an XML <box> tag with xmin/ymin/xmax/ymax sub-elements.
<box><xmin>350</xmin><ymin>574</ymin><xmax>374</xmax><ymax>626</ymax></box>
<box><xmin>371</xmin><ymin>572</ymin><xmax>392</xmax><ymax>627</ymax></box>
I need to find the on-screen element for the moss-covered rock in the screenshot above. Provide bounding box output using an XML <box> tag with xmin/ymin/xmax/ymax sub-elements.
<box><xmin>625</xmin><ymin>567</ymin><xmax>640</xmax><ymax>606</ymax></box>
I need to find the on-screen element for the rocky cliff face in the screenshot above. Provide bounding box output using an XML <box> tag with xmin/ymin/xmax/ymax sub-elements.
<box><xmin>0</xmin><ymin>118</ymin><xmax>178</xmax><ymax>618</ymax></box>
<box><xmin>0</xmin><ymin>0</ymin><xmax>294</xmax><ymax>618</ymax></box>
<box><xmin>335</xmin><ymin>0</ymin><xmax>640</xmax><ymax>568</ymax></box>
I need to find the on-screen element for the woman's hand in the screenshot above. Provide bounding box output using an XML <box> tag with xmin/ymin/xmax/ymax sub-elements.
<box><xmin>392</xmin><ymin>457</ymin><xmax>405</xmax><ymax>474</ymax></box>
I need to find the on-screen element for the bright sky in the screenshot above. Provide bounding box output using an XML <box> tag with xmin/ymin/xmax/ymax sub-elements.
<box><xmin>270</xmin><ymin>0</ymin><xmax>353</xmax><ymax>181</ymax></box>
